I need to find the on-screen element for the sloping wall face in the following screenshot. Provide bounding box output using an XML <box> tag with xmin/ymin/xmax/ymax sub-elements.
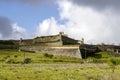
<box><xmin>0</xmin><ymin>40</ymin><xmax>19</xmax><ymax>49</ymax></box>
<box><xmin>79</xmin><ymin>44</ymin><xmax>100</xmax><ymax>58</ymax></box>
<box><xmin>20</xmin><ymin>47</ymin><xmax>82</xmax><ymax>58</ymax></box>
<box><xmin>0</xmin><ymin>40</ymin><xmax>19</xmax><ymax>45</ymax></box>
<box><xmin>33</xmin><ymin>35</ymin><xmax>63</xmax><ymax>46</ymax></box>
<box><xmin>0</xmin><ymin>32</ymin><xmax>80</xmax><ymax>47</ymax></box>
<box><xmin>61</xmin><ymin>36</ymin><xmax>79</xmax><ymax>45</ymax></box>
<box><xmin>34</xmin><ymin>35</ymin><xmax>61</xmax><ymax>43</ymax></box>
<box><xmin>20</xmin><ymin>39</ymin><xmax>33</xmax><ymax>46</ymax></box>
<box><xmin>33</xmin><ymin>41</ymin><xmax>63</xmax><ymax>46</ymax></box>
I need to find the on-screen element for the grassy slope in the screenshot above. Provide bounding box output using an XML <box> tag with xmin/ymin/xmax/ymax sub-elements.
<box><xmin>0</xmin><ymin>50</ymin><xmax>120</xmax><ymax>80</ymax></box>
<box><xmin>0</xmin><ymin>49</ymin><xmax>82</xmax><ymax>64</ymax></box>
<box><xmin>0</xmin><ymin>64</ymin><xmax>120</xmax><ymax>80</ymax></box>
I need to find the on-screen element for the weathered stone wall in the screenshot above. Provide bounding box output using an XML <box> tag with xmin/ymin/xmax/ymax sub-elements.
<box><xmin>20</xmin><ymin>46</ymin><xmax>82</xmax><ymax>58</ymax></box>
<box><xmin>18</xmin><ymin>32</ymin><xmax>81</xmax><ymax>46</ymax></box>
<box><xmin>0</xmin><ymin>32</ymin><xmax>81</xmax><ymax>47</ymax></box>
<box><xmin>33</xmin><ymin>41</ymin><xmax>63</xmax><ymax>46</ymax></box>
<box><xmin>0</xmin><ymin>40</ymin><xmax>19</xmax><ymax>45</ymax></box>
<box><xmin>34</xmin><ymin>35</ymin><xmax>61</xmax><ymax>43</ymax></box>
<box><xmin>20</xmin><ymin>39</ymin><xmax>33</xmax><ymax>46</ymax></box>
<box><xmin>0</xmin><ymin>40</ymin><xmax>19</xmax><ymax>49</ymax></box>
<box><xmin>79</xmin><ymin>44</ymin><xmax>100</xmax><ymax>58</ymax></box>
<box><xmin>33</xmin><ymin>34</ymin><xmax>63</xmax><ymax>46</ymax></box>
<box><xmin>61</xmin><ymin>36</ymin><xmax>79</xmax><ymax>45</ymax></box>
<box><xmin>33</xmin><ymin>32</ymin><xmax>80</xmax><ymax>46</ymax></box>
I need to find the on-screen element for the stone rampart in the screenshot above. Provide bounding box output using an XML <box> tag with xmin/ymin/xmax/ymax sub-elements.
<box><xmin>20</xmin><ymin>46</ymin><xmax>82</xmax><ymax>58</ymax></box>
<box><xmin>34</xmin><ymin>41</ymin><xmax>62</xmax><ymax>46</ymax></box>
<box><xmin>61</xmin><ymin>36</ymin><xmax>79</xmax><ymax>45</ymax></box>
<box><xmin>20</xmin><ymin>39</ymin><xmax>33</xmax><ymax>46</ymax></box>
<box><xmin>34</xmin><ymin>35</ymin><xmax>61</xmax><ymax>43</ymax></box>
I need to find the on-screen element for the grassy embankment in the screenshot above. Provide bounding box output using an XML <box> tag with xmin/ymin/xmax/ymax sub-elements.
<box><xmin>0</xmin><ymin>49</ymin><xmax>82</xmax><ymax>64</ymax></box>
<box><xmin>0</xmin><ymin>49</ymin><xmax>120</xmax><ymax>80</ymax></box>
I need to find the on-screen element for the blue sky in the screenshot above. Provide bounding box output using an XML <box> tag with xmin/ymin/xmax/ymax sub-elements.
<box><xmin>0</xmin><ymin>1</ymin><xmax>59</xmax><ymax>32</ymax></box>
<box><xmin>0</xmin><ymin>0</ymin><xmax>120</xmax><ymax>44</ymax></box>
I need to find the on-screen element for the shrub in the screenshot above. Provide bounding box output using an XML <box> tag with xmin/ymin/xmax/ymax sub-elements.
<box><xmin>107</xmin><ymin>58</ymin><xmax>120</xmax><ymax>75</ymax></box>
<box><xmin>44</xmin><ymin>53</ymin><xmax>49</xmax><ymax>57</ymax></box>
<box><xmin>108</xmin><ymin>58</ymin><xmax>120</xmax><ymax>66</ymax></box>
<box><xmin>14</xmin><ymin>55</ymin><xmax>18</xmax><ymax>58</ymax></box>
<box><xmin>94</xmin><ymin>54</ymin><xmax>102</xmax><ymax>59</ymax></box>
<box><xmin>44</xmin><ymin>53</ymin><xmax>53</xmax><ymax>58</ymax></box>
<box><xmin>23</xmin><ymin>58</ymin><xmax>32</xmax><ymax>64</ymax></box>
<box><xmin>49</xmin><ymin>54</ymin><xmax>53</xmax><ymax>58</ymax></box>
<box><xmin>4</xmin><ymin>56</ymin><xmax>10</xmax><ymax>60</ymax></box>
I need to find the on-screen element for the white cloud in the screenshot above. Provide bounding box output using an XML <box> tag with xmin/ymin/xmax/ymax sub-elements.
<box><xmin>0</xmin><ymin>16</ymin><xmax>28</xmax><ymax>40</ymax></box>
<box><xmin>36</xmin><ymin>0</ymin><xmax>120</xmax><ymax>44</ymax></box>
<box><xmin>11</xmin><ymin>23</ymin><xmax>27</xmax><ymax>39</ymax></box>
<box><xmin>36</xmin><ymin>17</ymin><xmax>65</xmax><ymax>36</ymax></box>
<box><xmin>12</xmin><ymin>24</ymin><xmax>26</xmax><ymax>33</ymax></box>
<box><xmin>0</xmin><ymin>34</ymin><xmax>2</xmax><ymax>39</ymax></box>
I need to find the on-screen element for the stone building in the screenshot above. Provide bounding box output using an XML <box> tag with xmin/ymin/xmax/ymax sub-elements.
<box><xmin>19</xmin><ymin>32</ymin><xmax>83</xmax><ymax>58</ymax></box>
<box><xmin>0</xmin><ymin>32</ymin><xmax>84</xmax><ymax>58</ymax></box>
<box><xmin>32</xmin><ymin>32</ymin><xmax>82</xmax><ymax>46</ymax></box>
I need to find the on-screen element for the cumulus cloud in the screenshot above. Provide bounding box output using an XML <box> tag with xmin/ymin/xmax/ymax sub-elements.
<box><xmin>36</xmin><ymin>17</ymin><xmax>65</xmax><ymax>36</ymax></box>
<box><xmin>36</xmin><ymin>17</ymin><xmax>57</xmax><ymax>36</ymax></box>
<box><xmin>70</xmin><ymin>0</ymin><xmax>120</xmax><ymax>11</ymax></box>
<box><xmin>11</xmin><ymin>23</ymin><xmax>27</xmax><ymax>39</ymax></box>
<box><xmin>0</xmin><ymin>16</ymin><xmax>27</xmax><ymax>39</ymax></box>
<box><xmin>0</xmin><ymin>16</ymin><xmax>13</xmax><ymax>38</ymax></box>
<box><xmin>36</xmin><ymin>0</ymin><xmax>120</xmax><ymax>44</ymax></box>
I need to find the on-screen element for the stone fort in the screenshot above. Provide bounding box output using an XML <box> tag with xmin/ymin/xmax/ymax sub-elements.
<box><xmin>0</xmin><ymin>32</ymin><xmax>84</xmax><ymax>58</ymax></box>
<box><xmin>0</xmin><ymin>32</ymin><xmax>120</xmax><ymax>58</ymax></box>
<box><xmin>19</xmin><ymin>32</ymin><xmax>84</xmax><ymax>46</ymax></box>
<box><xmin>19</xmin><ymin>32</ymin><xmax>84</xmax><ymax>58</ymax></box>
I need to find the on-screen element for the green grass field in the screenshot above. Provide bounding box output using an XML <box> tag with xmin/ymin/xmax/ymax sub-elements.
<box><xmin>1</xmin><ymin>63</ymin><xmax>120</xmax><ymax>80</ymax></box>
<box><xmin>0</xmin><ymin>49</ymin><xmax>120</xmax><ymax>80</ymax></box>
<box><xmin>0</xmin><ymin>49</ymin><xmax>82</xmax><ymax>64</ymax></box>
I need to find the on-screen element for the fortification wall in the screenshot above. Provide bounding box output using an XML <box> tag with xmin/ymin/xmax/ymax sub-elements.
<box><xmin>0</xmin><ymin>40</ymin><xmax>19</xmax><ymax>49</ymax></box>
<box><xmin>0</xmin><ymin>40</ymin><xmax>19</xmax><ymax>45</ymax></box>
<box><xmin>20</xmin><ymin>39</ymin><xmax>33</xmax><ymax>46</ymax></box>
<box><xmin>34</xmin><ymin>35</ymin><xmax>61</xmax><ymax>43</ymax></box>
<box><xmin>33</xmin><ymin>34</ymin><xmax>62</xmax><ymax>46</ymax></box>
<box><xmin>61</xmin><ymin>36</ymin><xmax>79</xmax><ymax>45</ymax></box>
<box><xmin>20</xmin><ymin>46</ymin><xmax>82</xmax><ymax>58</ymax></box>
<box><xmin>33</xmin><ymin>41</ymin><xmax>63</xmax><ymax>46</ymax></box>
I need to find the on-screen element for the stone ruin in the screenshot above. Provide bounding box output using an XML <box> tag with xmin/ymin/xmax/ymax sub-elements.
<box><xmin>19</xmin><ymin>32</ymin><xmax>84</xmax><ymax>58</ymax></box>
<box><xmin>1</xmin><ymin>32</ymin><xmax>120</xmax><ymax>58</ymax></box>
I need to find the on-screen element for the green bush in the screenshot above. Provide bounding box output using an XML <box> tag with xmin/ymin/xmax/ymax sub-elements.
<box><xmin>14</xmin><ymin>55</ymin><xmax>18</xmax><ymax>58</ymax></box>
<box><xmin>44</xmin><ymin>53</ymin><xmax>49</xmax><ymax>57</ymax></box>
<box><xmin>108</xmin><ymin>58</ymin><xmax>120</xmax><ymax>66</ymax></box>
<box><xmin>44</xmin><ymin>53</ymin><xmax>53</xmax><ymax>58</ymax></box>
<box><xmin>94</xmin><ymin>54</ymin><xmax>102</xmax><ymax>59</ymax></box>
<box><xmin>4</xmin><ymin>55</ymin><xmax>10</xmax><ymax>60</ymax></box>
<box><xmin>23</xmin><ymin>58</ymin><xmax>32</xmax><ymax>64</ymax></box>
